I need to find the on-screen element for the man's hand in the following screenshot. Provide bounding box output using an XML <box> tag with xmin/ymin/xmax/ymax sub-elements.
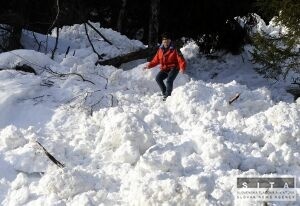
<box><xmin>179</xmin><ymin>69</ymin><xmax>184</xmax><ymax>74</ymax></box>
<box><xmin>143</xmin><ymin>64</ymin><xmax>149</xmax><ymax>70</ymax></box>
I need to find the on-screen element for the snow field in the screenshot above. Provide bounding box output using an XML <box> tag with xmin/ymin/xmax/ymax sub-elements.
<box><xmin>0</xmin><ymin>18</ymin><xmax>299</xmax><ymax>205</ymax></box>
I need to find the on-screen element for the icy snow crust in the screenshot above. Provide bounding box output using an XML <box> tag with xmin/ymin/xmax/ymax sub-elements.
<box><xmin>0</xmin><ymin>21</ymin><xmax>300</xmax><ymax>205</ymax></box>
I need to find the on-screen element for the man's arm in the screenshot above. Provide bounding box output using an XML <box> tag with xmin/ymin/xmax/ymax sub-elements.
<box><xmin>147</xmin><ymin>50</ymin><xmax>160</xmax><ymax>69</ymax></box>
<box><xmin>176</xmin><ymin>49</ymin><xmax>186</xmax><ymax>73</ymax></box>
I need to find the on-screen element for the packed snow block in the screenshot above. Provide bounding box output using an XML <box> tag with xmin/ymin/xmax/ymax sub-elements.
<box><xmin>0</xmin><ymin>49</ymin><xmax>60</xmax><ymax>75</ymax></box>
<box><xmin>96</xmin><ymin>108</ymin><xmax>155</xmax><ymax>164</ymax></box>
<box><xmin>0</xmin><ymin>126</ymin><xmax>26</xmax><ymax>151</ymax></box>
<box><xmin>190</xmin><ymin>130</ymin><xmax>242</xmax><ymax>171</ymax></box>
<box><xmin>2</xmin><ymin>173</ymin><xmax>30</xmax><ymax>205</ymax></box>
<box><xmin>137</xmin><ymin>143</ymin><xmax>184</xmax><ymax>175</ymax></box>
<box><xmin>4</xmin><ymin>143</ymin><xmax>49</xmax><ymax>174</ymax></box>
<box><xmin>2</xmin><ymin>186</ymin><xmax>30</xmax><ymax>206</ymax></box>
<box><xmin>38</xmin><ymin>169</ymin><xmax>98</xmax><ymax>199</ymax></box>
<box><xmin>122</xmin><ymin>169</ymin><xmax>214</xmax><ymax>206</ymax></box>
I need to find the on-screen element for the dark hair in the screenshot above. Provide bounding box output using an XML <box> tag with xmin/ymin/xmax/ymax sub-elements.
<box><xmin>161</xmin><ymin>32</ymin><xmax>171</xmax><ymax>40</ymax></box>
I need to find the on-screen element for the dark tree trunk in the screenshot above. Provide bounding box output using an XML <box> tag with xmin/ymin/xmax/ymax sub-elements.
<box><xmin>117</xmin><ymin>0</ymin><xmax>127</xmax><ymax>33</ymax></box>
<box><xmin>0</xmin><ymin>0</ymin><xmax>30</xmax><ymax>51</ymax></box>
<box><xmin>148</xmin><ymin>0</ymin><xmax>160</xmax><ymax>48</ymax></box>
<box><xmin>7</xmin><ymin>26</ymin><xmax>23</xmax><ymax>50</ymax></box>
<box><xmin>96</xmin><ymin>47</ymin><xmax>157</xmax><ymax>68</ymax></box>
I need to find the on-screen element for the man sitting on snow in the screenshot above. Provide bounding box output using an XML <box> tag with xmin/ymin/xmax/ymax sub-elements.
<box><xmin>144</xmin><ymin>32</ymin><xmax>186</xmax><ymax>101</ymax></box>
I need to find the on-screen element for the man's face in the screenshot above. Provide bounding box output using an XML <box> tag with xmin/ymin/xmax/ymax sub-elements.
<box><xmin>162</xmin><ymin>38</ymin><xmax>171</xmax><ymax>48</ymax></box>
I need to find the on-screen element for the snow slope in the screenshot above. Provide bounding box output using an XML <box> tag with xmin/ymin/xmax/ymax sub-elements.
<box><xmin>0</xmin><ymin>20</ymin><xmax>300</xmax><ymax>205</ymax></box>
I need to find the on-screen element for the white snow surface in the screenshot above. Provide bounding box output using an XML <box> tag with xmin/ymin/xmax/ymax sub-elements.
<box><xmin>0</xmin><ymin>18</ymin><xmax>300</xmax><ymax>206</ymax></box>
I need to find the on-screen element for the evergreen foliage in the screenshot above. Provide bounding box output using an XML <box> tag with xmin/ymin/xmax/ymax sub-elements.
<box><xmin>251</xmin><ymin>0</ymin><xmax>300</xmax><ymax>79</ymax></box>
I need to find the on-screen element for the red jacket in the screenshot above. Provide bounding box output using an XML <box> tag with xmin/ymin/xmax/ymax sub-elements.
<box><xmin>148</xmin><ymin>44</ymin><xmax>186</xmax><ymax>72</ymax></box>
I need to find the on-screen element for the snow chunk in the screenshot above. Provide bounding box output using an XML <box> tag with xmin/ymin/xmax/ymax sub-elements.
<box><xmin>4</xmin><ymin>142</ymin><xmax>49</xmax><ymax>173</ymax></box>
<box><xmin>138</xmin><ymin>143</ymin><xmax>184</xmax><ymax>175</ymax></box>
<box><xmin>0</xmin><ymin>49</ymin><xmax>59</xmax><ymax>74</ymax></box>
<box><xmin>0</xmin><ymin>126</ymin><xmax>26</xmax><ymax>151</ymax></box>
<box><xmin>97</xmin><ymin>108</ymin><xmax>155</xmax><ymax>164</ymax></box>
<box><xmin>38</xmin><ymin>169</ymin><xmax>98</xmax><ymax>199</ymax></box>
<box><xmin>181</xmin><ymin>40</ymin><xmax>200</xmax><ymax>59</ymax></box>
<box><xmin>2</xmin><ymin>173</ymin><xmax>30</xmax><ymax>206</ymax></box>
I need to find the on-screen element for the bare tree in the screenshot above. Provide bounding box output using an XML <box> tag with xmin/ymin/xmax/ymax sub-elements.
<box><xmin>148</xmin><ymin>0</ymin><xmax>160</xmax><ymax>48</ymax></box>
<box><xmin>117</xmin><ymin>0</ymin><xmax>127</xmax><ymax>33</ymax></box>
<box><xmin>0</xmin><ymin>0</ymin><xmax>30</xmax><ymax>51</ymax></box>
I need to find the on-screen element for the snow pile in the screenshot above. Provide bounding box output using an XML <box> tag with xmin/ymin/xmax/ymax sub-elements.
<box><xmin>0</xmin><ymin>20</ymin><xmax>300</xmax><ymax>205</ymax></box>
<box><xmin>0</xmin><ymin>126</ymin><xmax>26</xmax><ymax>151</ymax></box>
<box><xmin>22</xmin><ymin>22</ymin><xmax>145</xmax><ymax>60</ymax></box>
<box><xmin>97</xmin><ymin>108</ymin><xmax>155</xmax><ymax>164</ymax></box>
<box><xmin>38</xmin><ymin>169</ymin><xmax>98</xmax><ymax>199</ymax></box>
<box><xmin>236</xmin><ymin>13</ymin><xmax>287</xmax><ymax>37</ymax></box>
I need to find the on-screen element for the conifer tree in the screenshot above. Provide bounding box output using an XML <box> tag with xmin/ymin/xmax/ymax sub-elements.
<box><xmin>251</xmin><ymin>0</ymin><xmax>300</xmax><ymax>79</ymax></box>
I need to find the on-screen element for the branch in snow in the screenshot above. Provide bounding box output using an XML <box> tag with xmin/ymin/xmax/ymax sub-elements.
<box><xmin>45</xmin><ymin>66</ymin><xmax>95</xmax><ymax>85</ymax></box>
<box><xmin>48</xmin><ymin>0</ymin><xmax>60</xmax><ymax>33</ymax></box>
<box><xmin>65</xmin><ymin>46</ymin><xmax>70</xmax><ymax>57</ymax></box>
<box><xmin>46</xmin><ymin>0</ymin><xmax>60</xmax><ymax>54</ymax></box>
<box><xmin>51</xmin><ymin>27</ymin><xmax>59</xmax><ymax>59</ymax></box>
<box><xmin>65</xmin><ymin>90</ymin><xmax>117</xmax><ymax>115</ymax></box>
<box><xmin>32</xmin><ymin>32</ymin><xmax>42</xmax><ymax>51</ymax></box>
<box><xmin>86</xmin><ymin>21</ymin><xmax>113</xmax><ymax>46</ymax></box>
<box><xmin>84</xmin><ymin>23</ymin><xmax>103</xmax><ymax>60</ymax></box>
<box><xmin>36</xmin><ymin>141</ymin><xmax>64</xmax><ymax>168</ymax></box>
<box><xmin>229</xmin><ymin>93</ymin><xmax>240</xmax><ymax>104</ymax></box>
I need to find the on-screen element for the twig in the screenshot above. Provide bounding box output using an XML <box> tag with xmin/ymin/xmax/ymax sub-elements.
<box><xmin>36</xmin><ymin>141</ymin><xmax>64</xmax><ymax>168</ymax></box>
<box><xmin>46</xmin><ymin>0</ymin><xmax>60</xmax><ymax>54</ymax></box>
<box><xmin>229</xmin><ymin>93</ymin><xmax>240</xmax><ymax>104</ymax></box>
<box><xmin>86</xmin><ymin>21</ymin><xmax>113</xmax><ymax>46</ymax></box>
<box><xmin>65</xmin><ymin>46</ymin><xmax>70</xmax><ymax>57</ymax></box>
<box><xmin>48</xmin><ymin>0</ymin><xmax>61</xmax><ymax>33</ymax></box>
<box><xmin>51</xmin><ymin>27</ymin><xmax>59</xmax><ymax>59</ymax></box>
<box><xmin>32</xmin><ymin>32</ymin><xmax>42</xmax><ymax>51</ymax></box>
<box><xmin>98</xmin><ymin>72</ymin><xmax>108</xmax><ymax>89</ymax></box>
<box><xmin>107</xmin><ymin>93</ymin><xmax>116</xmax><ymax>107</ymax></box>
<box><xmin>45</xmin><ymin>67</ymin><xmax>95</xmax><ymax>85</ymax></box>
<box><xmin>241</xmin><ymin>53</ymin><xmax>245</xmax><ymax>63</ymax></box>
<box><xmin>84</xmin><ymin>23</ymin><xmax>102</xmax><ymax>60</ymax></box>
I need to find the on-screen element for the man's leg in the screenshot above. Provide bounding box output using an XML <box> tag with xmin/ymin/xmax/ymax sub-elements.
<box><xmin>155</xmin><ymin>70</ymin><xmax>168</xmax><ymax>95</ymax></box>
<box><xmin>165</xmin><ymin>68</ymin><xmax>179</xmax><ymax>96</ymax></box>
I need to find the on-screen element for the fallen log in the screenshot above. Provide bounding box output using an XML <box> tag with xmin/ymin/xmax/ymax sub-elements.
<box><xmin>95</xmin><ymin>47</ymin><xmax>157</xmax><ymax>68</ymax></box>
<box><xmin>0</xmin><ymin>64</ymin><xmax>37</xmax><ymax>75</ymax></box>
<box><xmin>286</xmin><ymin>86</ymin><xmax>300</xmax><ymax>101</ymax></box>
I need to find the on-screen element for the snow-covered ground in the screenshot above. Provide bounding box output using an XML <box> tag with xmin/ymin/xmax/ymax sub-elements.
<box><xmin>0</xmin><ymin>20</ymin><xmax>299</xmax><ymax>206</ymax></box>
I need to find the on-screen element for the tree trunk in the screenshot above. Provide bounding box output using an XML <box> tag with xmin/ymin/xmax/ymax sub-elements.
<box><xmin>96</xmin><ymin>47</ymin><xmax>157</xmax><ymax>68</ymax></box>
<box><xmin>117</xmin><ymin>0</ymin><xmax>127</xmax><ymax>33</ymax></box>
<box><xmin>7</xmin><ymin>26</ymin><xmax>23</xmax><ymax>50</ymax></box>
<box><xmin>148</xmin><ymin>0</ymin><xmax>160</xmax><ymax>48</ymax></box>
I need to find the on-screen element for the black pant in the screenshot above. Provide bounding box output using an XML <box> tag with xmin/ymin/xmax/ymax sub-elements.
<box><xmin>155</xmin><ymin>68</ymin><xmax>179</xmax><ymax>96</ymax></box>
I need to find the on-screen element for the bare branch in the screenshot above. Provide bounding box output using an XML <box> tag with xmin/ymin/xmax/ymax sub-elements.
<box><xmin>65</xmin><ymin>46</ymin><xmax>70</xmax><ymax>57</ymax></box>
<box><xmin>36</xmin><ymin>141</ymin><xmax>64</xmax><ymax>168</ymax></box>
<box><xmin>48</xmin><ymin>0</ymin><xmax>60</xmax><ymax>33</ymax></box>
<box><xmin>86</xmin><ymin>21</ymin><xmax>113</xmax><ymax>45</ymax></box>
<box><xmin>45</xmin><ymin>67</ymin><xmax>95</xmax><ymax>85</ymax></box>
<box><xmin>32</xmin><ymin>32</ymin><xmax>42</xmax><ymax>51</ymax></box>
<box><xmin>84</xmin><ymin>23</ymin><xmax>103</xmax><ymax>60</ymax></box>
<box><xmin>51</xmin><ymin>27</ymin><xmax>59</xmax><ymax>59</ymax></box>
<box><xmin>229</xmin><ymin>93</ymin><xmax>240</xmax><ymax>104</ymax></box>
<box><xmin>46</xmin><ymin>0</ymin><xmax>60</xmax><ymax>54</ymax></box>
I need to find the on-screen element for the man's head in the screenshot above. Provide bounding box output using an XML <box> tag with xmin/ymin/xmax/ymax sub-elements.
<box><xmin>161</xmin><ymin>32</ymin><xmax>171</xmax><ymax>48</ymax></box>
